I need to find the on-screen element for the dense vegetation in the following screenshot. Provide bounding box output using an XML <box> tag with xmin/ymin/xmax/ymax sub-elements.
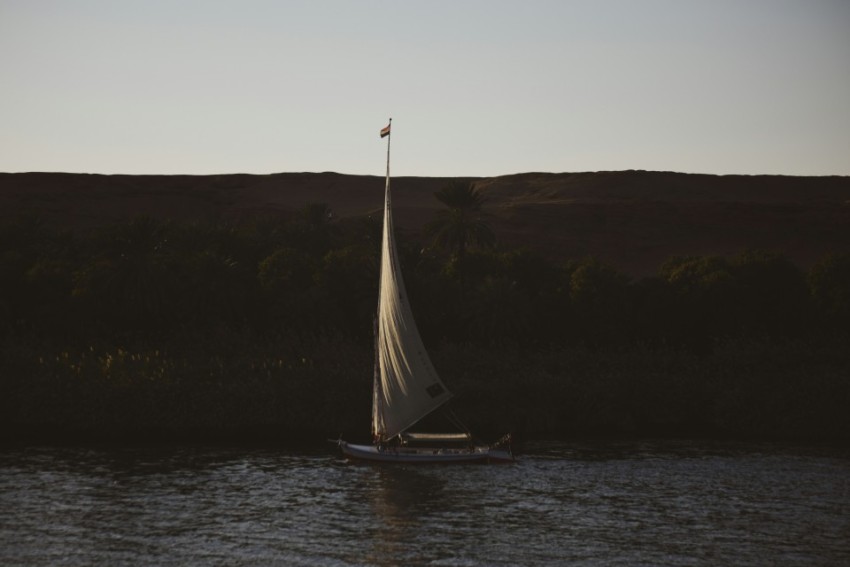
<box><xmin>2</xmin><ymin>189</ymin><xmax>849</xmax><ymax>444</ymax></box>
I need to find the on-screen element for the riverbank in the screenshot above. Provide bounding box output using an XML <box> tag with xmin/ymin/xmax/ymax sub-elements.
<box><xmin>2</xmin><ymin>171</ymin><xmax>848</xmax><ymax>446</ymax></box>
<box><xmin>3</xmin><ymin>336</ymin><xmax>848</xmax><ymax>447</ymax></box>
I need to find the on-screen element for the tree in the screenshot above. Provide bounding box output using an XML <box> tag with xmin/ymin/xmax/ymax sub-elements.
<box><xmin>425</xmin><ymin>180</ymin><xmax>495</xmax><ymax>291</ymax></box>
<box><xmin>72</xmin><ymin>217</ymin><xmax>177</xmax><ymax>338</ymax></box>
<box><xmin>659</xmin><ymin>255</ymin><xmax>738</xmax><ymax>349</ymax></box>
<box><xmin>565</xmin><ymin>257</ymin><xmax>631</xmax><ymax>346</ymax></box>
<box><xmin>808</xmin><ymin>252</ymin><xmax>850</xmax><ymax>332</ymax></box>
<box><xmin>295</xmin><ymin>202</ymin><xmax>335</xmax><ymax>255</ymax></box>
<box><xmin>315</xmin><ymin>244</ymin><xmax>378</xmax><ymax>340</ymax></box>
<box><xmin>495</xmin><ymin>249</ymin><xmax>563</xmax><ymax>346</ymax></box>
<box><xmin>466</xmin><ymin>276</ymin><xmax>531</xmax><ymax>347</ymax></box>
<box><xmin>0</xmin><ymin>217</ymin><xmax>80</xmax><ymax>340</ymax></box>
<box><xmin>730</xmin><ymin>249</ymin><xmax>810</xmax><ymax>338</ymax></box>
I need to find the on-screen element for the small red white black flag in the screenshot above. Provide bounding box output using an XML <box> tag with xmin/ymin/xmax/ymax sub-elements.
<box><xmin>380</xmin><ymin>123</ymin><xmax>391</xmax><ymax>138</ymax></box>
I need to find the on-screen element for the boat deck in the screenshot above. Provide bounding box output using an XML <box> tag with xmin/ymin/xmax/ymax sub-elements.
<box><xmin>338</xmin><ymin>440</ymin><xmax>514</xmax><ymax>464</ymax></box>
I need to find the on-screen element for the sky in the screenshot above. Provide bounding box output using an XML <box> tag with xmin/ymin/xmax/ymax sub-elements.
<box><xmin>1</xmin><ymin>0</ymin><xmax>849</xmax><ymax>177</ymax></box>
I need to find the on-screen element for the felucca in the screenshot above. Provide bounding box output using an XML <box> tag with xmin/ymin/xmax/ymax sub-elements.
<box><xmin>337</xmin><ymin>119</ymin><xmax>514</xmax><ymax>464</ymax></box>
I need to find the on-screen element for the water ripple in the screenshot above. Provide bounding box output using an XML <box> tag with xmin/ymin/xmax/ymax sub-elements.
<box><xmin>1</xmin><ymin>441</ymin><xmax>848</xmax><ymax>565</ymax></box>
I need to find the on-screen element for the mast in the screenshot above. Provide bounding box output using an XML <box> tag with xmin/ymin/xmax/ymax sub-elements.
<box><xmin>372</xmin><ymin>117</ymin><xmax>453</xmax><ymax>442</ymax></box>
<box><xmin>372</xmin><ymin>118</ymin><xmax>391</xmax><ymax>442</ymax></box>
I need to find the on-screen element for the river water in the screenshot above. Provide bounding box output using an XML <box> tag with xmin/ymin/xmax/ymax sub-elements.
<box><xmin>1</xmin><ymin>440</ymin><xmax>847</xmax><ymax>566</ymax></box>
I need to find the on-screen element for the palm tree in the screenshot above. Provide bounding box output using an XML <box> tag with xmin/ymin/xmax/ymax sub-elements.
<box><xmin>425</xmin><ymin>180</ymin><xmax>494</xmax><ymax>290</ymax></box>
<box><xmin>73</xmin><ymin>217</ymin><xmax>176</xmax><ymax>338</ymax></box>
<box><xmin>297</xmin><ymin>202</ymin><xmax>335</xmax><ymax>255</ymax></box>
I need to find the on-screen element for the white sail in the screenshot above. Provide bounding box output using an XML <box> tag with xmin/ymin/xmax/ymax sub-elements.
<box><xmin>338</xmin><ymin>121</ymin><xmax>514</xmax><ymax>463</ymax></box>
<box><xmin>371</xmin><ymin>147</ymin><xmax>452</xmax><ymax>441</ymax></box>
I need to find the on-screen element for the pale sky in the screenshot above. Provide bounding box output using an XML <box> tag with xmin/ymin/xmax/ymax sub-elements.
<box><xmin>2</xmin><ymin>0</ymin><xmax>849</xmax><ymax>177</ymax></box>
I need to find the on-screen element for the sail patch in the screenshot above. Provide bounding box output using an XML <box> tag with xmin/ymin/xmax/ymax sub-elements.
<box><xmin>426</xmin><ymin>383</ymin><xmax>446</xmax><ymax>398</ymax></box>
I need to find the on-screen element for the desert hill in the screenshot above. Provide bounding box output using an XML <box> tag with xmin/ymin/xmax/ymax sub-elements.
<box><xmin>2</xmin><ymin>170</ymin><xmax>848</xmax><ymax>276</ymax></box>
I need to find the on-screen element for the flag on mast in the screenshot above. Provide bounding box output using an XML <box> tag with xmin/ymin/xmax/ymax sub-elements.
<box><xmin>380</xmin><ymin>122</ymin><xmax>391</xmax><ymax>138</ymax></box>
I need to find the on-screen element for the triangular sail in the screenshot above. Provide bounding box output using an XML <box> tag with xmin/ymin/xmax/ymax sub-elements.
<box><xmin>372</xmin><ymin>121</ymin><xmax>452</xmax><ymax>441</ymax></box>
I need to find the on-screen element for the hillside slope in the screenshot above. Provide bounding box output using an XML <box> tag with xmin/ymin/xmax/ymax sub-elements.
<box><xmin>2</xmin><ymin>170</ymin><xmax>848</xmax><ymax>276</ymax></box>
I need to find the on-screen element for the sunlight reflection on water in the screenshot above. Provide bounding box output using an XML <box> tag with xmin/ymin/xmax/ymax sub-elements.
<box><xmin>1</xmin><ymin>441</ymin><xmax>848</xmax><ymax>565</ymax></box>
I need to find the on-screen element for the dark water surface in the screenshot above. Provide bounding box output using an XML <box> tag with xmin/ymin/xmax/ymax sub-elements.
<box><xmin>1</xmin><ymin>440</ymin><xmax>848</xmax><ymax>565</ymax></box>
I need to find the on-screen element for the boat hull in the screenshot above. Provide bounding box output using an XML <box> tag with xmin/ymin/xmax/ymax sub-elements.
<box><xmin>338</xmin><ymin>440</ymin><xmax>513</xmax><ymax>464</ymax></box>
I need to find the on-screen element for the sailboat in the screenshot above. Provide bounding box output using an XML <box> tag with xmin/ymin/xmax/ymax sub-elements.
<box><xmin>337</xmin><ymin>119</ymin><xmax>514</xmax><ymax>464</ymax></box>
